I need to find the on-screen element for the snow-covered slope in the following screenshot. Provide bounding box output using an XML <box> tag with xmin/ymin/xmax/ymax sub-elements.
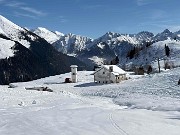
<box><xmin>1</xmin><ymin>69</ymin><xmax>180</xmax><ymax>135</ymax></box>
<box><xmin>54</xmin><ymin>31</ymin><xmax>64</xmax><ymax>36</ymax></box>
<box><xmin>32</xmin><ymin>27</ymin><xmax>63</xmax><ymax>44</ymax></box>
<box><xmin>122</xmin><ymin>39</ymin><xmax>180</xmax><ymax>70</ymax></box>
<box><xmin>0</xmin><ymin>37</ymin><xmax>15</xmax><ymax>59</ymax></box>
<box><xmin>0</xmin><ymin>15</ymin><xmax>24</xmax><ymax>35</ymax></box>
<box><xmin>0</xmin><ymin>15</ymin><xmax>31</xmax><ymax>48</ymax></box>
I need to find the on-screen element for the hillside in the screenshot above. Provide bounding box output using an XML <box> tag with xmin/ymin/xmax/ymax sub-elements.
<box><xmin>0</xmin><ymin>15</ymin><xmax>89</xmax><ymax>84</ymax></box>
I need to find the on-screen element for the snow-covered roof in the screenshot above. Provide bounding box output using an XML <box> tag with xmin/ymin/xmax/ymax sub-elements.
<box><xmin>93</xmin><ymin>65</ymin><xmax>126</xmax><ymax>75</ymax></box>
<box><xmin>70</xmin><ymin>65</ymin><xmax>78</xmax><ymax>68</ymax></box>
<box><xmin>103</xmin><ymin>65</ymin><xmax>126</xmax><ymax>74</ymax></box>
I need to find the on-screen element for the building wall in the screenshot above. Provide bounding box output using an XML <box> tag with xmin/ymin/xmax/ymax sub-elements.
<box><xmin>71</xmin><ymin>67</ymin><xmax>77</xmax><ymax>83</ymax></box>
<box><xmin>114</xmin><ymin>74</ymin><xmax>126</xmax><ymax>83</ymax></box>
<box><xmin>94</xmin><ymin>68</ymin><xmax>126</xmax><ymax>84</ymax></box>
<box><xmin>94</xmin><ymin>68</ymin><xmax>111</xmax><ymax>84</ymax></box>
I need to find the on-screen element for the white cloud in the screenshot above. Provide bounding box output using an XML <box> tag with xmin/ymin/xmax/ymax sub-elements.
<box><xmin>136</xmin><ymin>0</ymin><xmax>152</xmax><ymax>6</ymax></box>
<box><xmin>58</xmin><ymin>16</ymin><xmax>68</xmax><ymax>23</ymax></box>
<box><xmin>4</xmin><ymin>1</ymin><xmax>47</xmax><ymax>17</ymax></box>
<box><xmin>83</xmin><ymin>4</ymin><xmax>104</xmax><ymax>10</ymax></box>
<box><xmin>20</xmin><ymin>7</ymin><xmax>46</xmax><ymax>16</ymax></box>
<box><xmin>0</xmin><ymin>0</ymin><xmax>5</xmax><ymax>4</ymax></box>
<box><xmin>150</xmin><ymin>10</ymin><xmax>166</xmax><ymax>20</ymax></box>
<box><xmin>14</xmin><ymin>11</ymin><xmax>37</xmax><ymax>19</ymax></box>
<box><xmin>6</xmin><ymin>1</ymin><xmax>25</xmax><ymax>7</ymax></box>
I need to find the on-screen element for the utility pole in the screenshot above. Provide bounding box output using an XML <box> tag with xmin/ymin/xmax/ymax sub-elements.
<box><xmin>157</xmin><ymin>57</ymin><xmax>160</xmax><ymax>73</ymax></box>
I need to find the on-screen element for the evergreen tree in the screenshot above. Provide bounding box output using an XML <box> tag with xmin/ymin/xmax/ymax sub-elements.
<box><xmin>165</xmin><ymin>44</ymin><xmax>170</xmax><ymax>57</ymax></box>
<box><xmin>115</xmin><ymin>56</ymin><xmax>119</xmax><ymax>64</ymax></box>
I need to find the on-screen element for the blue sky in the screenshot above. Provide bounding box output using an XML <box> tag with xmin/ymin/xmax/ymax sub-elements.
<box><xmin>0</xmin><ymin>0</ymin><xmax>180</xmax><ymax>38</ymax></box>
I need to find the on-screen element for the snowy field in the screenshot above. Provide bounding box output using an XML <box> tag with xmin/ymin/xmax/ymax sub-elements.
<box><xmin>0</xmin><ymin>68</ymin><xmax>180</xmax><ymax>135</ymax></box>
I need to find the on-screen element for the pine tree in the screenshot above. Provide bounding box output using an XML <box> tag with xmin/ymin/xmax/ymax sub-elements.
<box><xmin>115</xmin><ymin>56</ymin><xmax>119</xmax><ymax>64</ymax></box>
<box><xmin>165</xmin><ymin>44</ymin><xmax>170</xmax><ymax>57</ymax></box>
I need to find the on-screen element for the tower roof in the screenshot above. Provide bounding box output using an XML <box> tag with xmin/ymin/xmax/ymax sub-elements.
<box><xmin>70</xmin><ymin>65</ymin><xmax>78</xmax><ymax>68</ymax></box>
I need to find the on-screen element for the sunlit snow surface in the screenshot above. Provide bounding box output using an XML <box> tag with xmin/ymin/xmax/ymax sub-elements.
<box><xmin>33</xmin><ymin>27</ymin><xmax>62</xmax><ymax>44</ymax></box>
<box><xmin>0</xmin><ymin>38</ymin><xmax>15</xmax><ymax>59</ymax></box>
<box><xmin>0</xmin><ymin>69</ymin><xmax>180</xmax><ymax>135</ymax></box>
<box><xmin>0</xmin><ymin>15</ymin><xmax>30</xmax><ymax>48</ymax></box>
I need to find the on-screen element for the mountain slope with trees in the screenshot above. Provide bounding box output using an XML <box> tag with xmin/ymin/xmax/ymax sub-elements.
<box><xmin>0</xmin><ymin>15</ymin><xmax>89</xmax><ymax>84</ymax></box>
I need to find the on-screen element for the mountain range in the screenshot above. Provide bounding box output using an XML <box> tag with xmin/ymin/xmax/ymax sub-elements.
<box><xmin>32</xmin><ymin>25</ymin><xmax>180</xmax><ymax>68</ymax></box>
<box><xmin>0</xmin><ymin>15</ymin><xmax>88</xmax><ymax>84</ymax></box>
<box><xmin>0</xmin><ymin>15</ymin><xmax>180</xmax><ymax>84</ymax></box>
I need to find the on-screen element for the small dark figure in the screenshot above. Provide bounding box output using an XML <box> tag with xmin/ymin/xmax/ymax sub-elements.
<box><xmin>147</xmin><ymin>65</ymin><xmax>152</xmax><ymax>74</ymax></box>
<box><xmin>178</xmin><ymin>79</ymin><xmax>180</xmax><ymax>85</ymax></box>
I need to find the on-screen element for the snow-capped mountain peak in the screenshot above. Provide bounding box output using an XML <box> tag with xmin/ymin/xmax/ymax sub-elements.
<box><xmin>162</xmin><ymin>29</ymin><xmax>171</xmax><ymax>34</ymax></box>
<box><xmin>135</xmin><ymin>31</ymin><xmax>154</xmax><ymax>42</ymax></box>
<box><xmin>0</xmin><ymin>15</ymin><xmax>32</xmax><ymax>48</ymax></box>
<box><xmin>52</xmin><ymin>33</ymin><xmax>93</xmax><ymax>54</ymax></box>
<box><xmin>55</xmin><ymin>31</ymin><xmax>64</xmax><ymax>36</ymax></box>
<box><xmin>154</xmin><ymin>29</ymin><xmax>174</xmax><ymax>41</ymax></box>
<box><xmin>0</xmin><ymin>15</ymin><xmax>24</xmax><ymax>35</ymax></box>
<box><xmin>32</xmin><ymin>27</ymin><xmax>63</xmax><ymax>44</ymax></box>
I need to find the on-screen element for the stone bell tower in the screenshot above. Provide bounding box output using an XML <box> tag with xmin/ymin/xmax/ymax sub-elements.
<box><xmin>70</xmin><ymin>65</ymin><xmax>78</xmax><ymax>83</ymax></box>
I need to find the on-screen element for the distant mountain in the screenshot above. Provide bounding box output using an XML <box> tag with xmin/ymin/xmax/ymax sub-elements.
<box><xmin>31</xmin><ymin>27</ymin><xmax>64</xmax><ymax>44</ymax></box>
<box><xmin>31</xmin><ymin>23</ymin><xmax>180</xmax><ymax>70</ymax></box>
<box><xmin>135</xmin><ymin>31</ymin><xmax>154</xmax><ymax>42</ymax></box>
<box><xmin>52</xmin><ymin>33</ymin><xmax>93</xmax><ymax>55</ymax></box>
<box><xmin>77</xmin><ymin>41</ymin><xmax>116</xmax><ymax>65</ymax></box>
<box><xmin>0</xmin><ymin>15</ymin><xmax>89</xmax><ymax>84</ymax></box>
<box><xmin>154</xmin><ymin>29</ymin><xmax>175</xmax><ymax>42</ymax></box>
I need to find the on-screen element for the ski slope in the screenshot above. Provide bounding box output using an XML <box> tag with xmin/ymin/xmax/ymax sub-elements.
<box><xmin>0</xmin><ymin>69</ymin><xmax>180</xmax><ymax>135</ymax></box>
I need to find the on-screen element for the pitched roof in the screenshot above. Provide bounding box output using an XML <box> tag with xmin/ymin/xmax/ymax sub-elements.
<box><xmin>93</xmin><ymin>65</ymin><xmax>126</xmax><ymax>75</ymax></box>
<box><xmin>104</xmin><ymin>65</ymin><xmax>126</xmax><ymax>74</ymax></box>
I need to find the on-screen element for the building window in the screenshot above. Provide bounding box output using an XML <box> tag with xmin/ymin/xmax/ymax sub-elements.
<box><xmin>106</xmin><ymin>81</ymin><xmax>107</xmax><ymax>83</ymax></box>
<box><xmin>99</xmin><ymin>81</ymin><xmax>100</xmax><ymax>83</ymax></box>
<box><xmin>103</xmin><ymin>72</ymin><xmax>105</xmax><ymax>74</ymax></box>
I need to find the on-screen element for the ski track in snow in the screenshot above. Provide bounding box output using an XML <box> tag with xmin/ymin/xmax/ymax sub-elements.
<box><xmin>109</xmin><ymin>112</ymin><xmax>130</xmax><ymax>135</ymax></box>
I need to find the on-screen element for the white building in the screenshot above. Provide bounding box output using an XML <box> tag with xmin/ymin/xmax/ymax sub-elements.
<box><xmin>93</xmin><ymin>65</ymin><xmax>126</xmax><ymax>84</ymax></box>
<box><xmin>70</xmin><ymin>65</ymin><xmax>78</xmax><ymax>83</ymax></box>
